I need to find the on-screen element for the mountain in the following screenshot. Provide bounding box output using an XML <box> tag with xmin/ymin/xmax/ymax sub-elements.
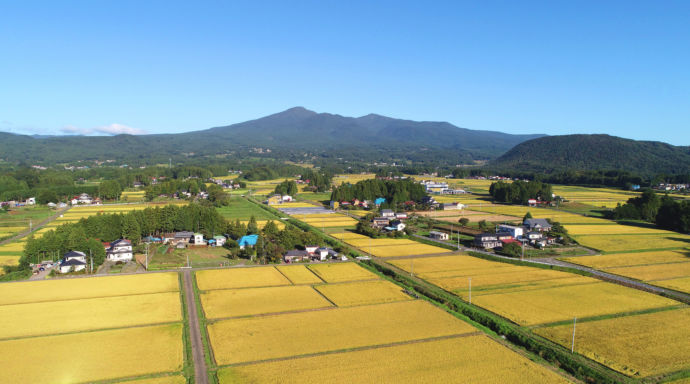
<box><xmin>491</xmin><ymin>134</ymin><xmax>690</xmax><ymax>175</ymax></box>
<box><xmin>0</xmin><ymin>107</ymin><xmax>544</xmax><ymax>164</ymax></box>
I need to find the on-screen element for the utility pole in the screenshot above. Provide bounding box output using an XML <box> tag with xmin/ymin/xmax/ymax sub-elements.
<box><xmin>90</xmin><ymin>250</ymin><xmax>93</xmax><ymax>274</ymax></box>
<box><xmin>411</xmin><ymin>260</ymin><xmax>414</xmax><ymax>277</ymax></box>
<box><xmin>145</xmin><ymin>243</ymin><xmax>149</xmax><ymax>270</ymax></box>
<box><xmin>29</xmin><ymin>219</ymin><xmax>32</xmax><ymax>232</ymax></box>
<box><xmin>571</xmin><ymin>317</ymin><xmax>577</xmax><ymax>353</ymax></box>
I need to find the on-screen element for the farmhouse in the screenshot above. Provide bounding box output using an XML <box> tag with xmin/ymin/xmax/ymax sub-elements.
<box><xmin>59</xmin><ymin>250</ymin><xmax>87</xmax><ymax>273</ymax></box>
<box><xmin>193</xmin><ymin>233</ymin><xmax>206</xmax><ymax>245</ymax></box>
<box><xmin>213</xmin><ymin>235</ymin><xmax>226</xmax><ymax>247</ymax></box>
<box><xmin>106</xmin><ymin>239</ymin><xmax>133</xmax><ymax>262</ymax></box>
<box><xmin>238</xmin><ymin>234</ymin><xmax>258</xmax><ymax>250</ymax></box>
<box><xmin>473</xmin><ymin>233</ymin><xmax>501</xmax><ymax>249</ymax></box>
<box><xmin>385</xmin><ymin>220</ymin><xmax>406</xmax><ymax>232</ymax></box>
<box><xmin>265</xmin><ymin>195</ymin><xmax>283</xmax><ymax>205</ymax></box>
<box><xmin>524</xmin><ymin>218</ymin><xmax>552</xmax><ymax>232</ymax></box>
<box><xmin>71</xmin><ymin>193</ymin><xmax>93</xmax><ymax>205</ymax></box>
<box><xmin>429</xmin><ymin>230</ymin><xmax>449</xmax><ymax>241</ymax></box>
<box><xmin>172</xmin><ymin>231</ymin><xmax>194</xmax><ymax>246</ymax></box>
<box><xmin>498</xmin><ymin>224</ymin><xmax>524</xmax><ymax>239</ymax></box>
<box><xmin>283</xmin><ymin>249</ymin><xmax>310</xmax><ymax>263</ymax></box>
<box><xmin>381</xmin><ymin>209</ymin><xmax>395</xmax><ymax>218</ymax></box>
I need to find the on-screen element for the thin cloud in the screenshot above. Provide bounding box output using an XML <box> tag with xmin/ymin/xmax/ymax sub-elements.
<box><xmin>60</xmin><ymin>123</ymin><xmax>146</xmax><ymax>136</ymax></box>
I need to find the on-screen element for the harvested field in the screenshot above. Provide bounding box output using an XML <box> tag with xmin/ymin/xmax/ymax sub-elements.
<box><xmin>0</xmin><ymin>324</ymin><xmax>183</xmax><ymax>383</ymax></box>
<box><xmin>535</xmin><ymin>308</ymin><xmax>690</xmax><ymax>377</ymax></box>
<box><xmin>307</xmin><ymin>263</ymin><xmax>378</xmax><ymax>283</ymax></box>
<box><xmin>314</xmin><ymin>280</ymin><xmax>412</xmax><ymax>307</ymax></box>
<box><xmin>0</xmin><ymin>273</ymin><xmax>179</xmax><ymax>305</ymax></box>
<box><xmin>218</xmin><ymin>335</ymin><xmax>570</xmax><ymax>383</ymax></box>
<box><xmin>572</xmin><ymin>234</ymin><xmax>690</xmax><ymax>252</ymax></box>
<box><xmin>200</xmin><ymin>286</ymin><xmax>332</xmax><ymax>319</ymax></box>
<box><xmin>196</xmin><ymin>267</ymin><xmax>291</xmax><ymax>290</ymax></box>
<box><xmin>208</xmin><ymin>300</ymin><xmax>475</xmax><ymax>365</ymax></box>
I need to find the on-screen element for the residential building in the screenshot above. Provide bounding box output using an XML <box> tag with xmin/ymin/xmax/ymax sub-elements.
<box><xmin>498</xmin><ymin>225</ymin><xmax>524</xmax><ymax>239</ymax></box>
<box><xmin>371</xmin><ymin>217</ymin><xmax>390</xmax><ymax>229</ymax></box>
<box><xmin>193</xmin><ymin>233</ymin><xmax>205</xmax><ymax>245</ymax></box>
<box><xmin>213</xmin><ymin>235</ymin><xmax>226</xmax><ymax>247</ymax></box>
<box><xmin>526</xmin><ymin>231</ymin><xmax>543</xmax><ymax>243</ymax></box>
<box><xmin>59</xmin><ymin>251</ymin><xmax>87</xmax><ymax>273</ymax></box>
<box><xmin>381</xmin><ymin>209</ymin><xmax>395</xmax><ymax>218</ymax></box>
<box><xmin>305</xmin><ymin>245</ymin><xmax>319</xmax><ymax>254</ymax></box>
<box><xmin>283</xmin><ymin>249</ymin><xmax>310</xmax><ymax>263</ymax></box>
<box><xmin>524</xmin><ymin>218</ymin><xmax>552</xmax><ymax>232</ymax></box>
<box><xmin>429</xmin><ymin>230</ymin><xmax>449</xmax><ymax>241</ymax></box>
<box><xmin>173</xmin><ymin>231</ymin><xmax>194</xmax><ymax>245</ymax></box>
<box><xmin>106</xmin><ymin>239</ymin><xmax>133</xmax><ymax>262</ymax></box>
<box><xmin>395</xmin><ymin>212</ymin><xmax>408</xmax><ymax>220</ymax></box>
<box><xmin>385</xmin><ymin>220</ymin><xmax>406</xmax><ymax>232</ymax></box>
<box><xmin>473</xmin><ymin>233</ymin><xmax>501</xmax><ymax>249</ymax></box>
<box><xmin>238</xmin><ymin>234</ymin><xmax>259</xmax><ymax>250</ymax></box>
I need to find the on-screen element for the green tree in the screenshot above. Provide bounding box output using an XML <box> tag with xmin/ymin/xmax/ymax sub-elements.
<box><xmin>121</xmin><ymin>214</ymin><xmax>141</xmax><ymax>244</ymax></box>
<box><xmin>37</xmin><ymin>189</ymin><xmax>58</xmax><ymax>204</ymax></box>
<box><xmin>458</xmin><ymin>218</ymin><xmax>470</xmax><ymax>226</ymax></box>
<box><xmin>247</xmin><ymin>216</ymin><xmax>259</xmax><ymax>234</ymax></box>
<box><xmin>523</xmin><ymin>212</ymin><xmax>533</xmax><ymax>221</ymax></box>
<box><xmin>98</xmin><ymin>180</ymin><xmax>122</xmax><ymax>200</ymax></box>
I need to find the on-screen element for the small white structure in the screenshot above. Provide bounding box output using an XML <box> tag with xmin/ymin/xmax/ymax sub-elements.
<box><xmin>305</xmin><ymin>245</ymin><xmax>319</xmax><ymax>254</ymax></box>
<box><xmin>106</xmin><ymin>239</ymin><xmax>133</xmax><ymax>262</ymax></box>
<box><xmin>57</xmin><ymin>202</ymin><xmax>68</xmax><ymax>208</ymax></box>
<box><xmin>47</xmin><ymin>202</ymin><xmax>57</xmax><ymax>208</ymax></box>
<box><xmin>26</xmin><ymin>197</ymin><xmax>36</xmax><ymax>205</ymax></box>
<box><xmin>429</xmin><ymin>230</ymin><xmax>449</xmax><ymax>241</ymax></box>
<box><xmin>381</xmin><ymin>209</ymin><xmax>395</xmax><ymax>218</ymax></box>
<box><xmin>282</xmin><ymin>195</ymin><xmax>293</xmax><ymax>202</ymax></box>
<box><xmin>213</xmin><ymin>235</ymin><xmax>226</xmax><ymax>247</ymax></box>
<box><xmin>193</xmin><ymin>233</ymin><xmax>205</xmax><ymax>245</ymax></box>
<box><xmin>59</xmin><ymin>251</ymin><xmax>87</xmax><ymax>273</ymax></box>
<box><xmin>71</xmin><ymin>193</ymin><xmax>92</xmax><ymax>205</ymax></box>
<box><xmin>498</xmin><ymin>225</ymin><xmax>524</xmax><ymax>239</ymax></box>
<box><xmin>386</xmin><ymin>220</ymin><xmax>406</xmax><ymax>232</ymax></box>
<box><xmin>441</xmin><ymin>202</ymin><xmax>465</xmax><ymax>210</ymax></box>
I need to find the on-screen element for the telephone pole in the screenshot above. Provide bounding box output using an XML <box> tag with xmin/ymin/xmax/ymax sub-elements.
<box><xmin>468</xmin><ymin>277</ymin><xmax>472</xmax><ymax>304</ymax></box>
<box><xmin>571</xmin><ymin>317</ymin><xmax>577</xmax><ymax>353</ymax></box>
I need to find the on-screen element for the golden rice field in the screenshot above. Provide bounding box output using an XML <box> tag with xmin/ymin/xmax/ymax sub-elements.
<box><xmin>0</xmin><ymin>256</ymin><xmax>20</xmax><ymax>268</ymax></box>
<box><xmin>535</xmin><ymin>308</ymin><xmax>690</xmax><ymax>377</ymax></box>
<box><xmin>564</xmin><ymin>224</ymin><xmax>676</xmax><ymax>236</ymax></box>
<box><xmin>0</xmin><ymin>272</ymin><xmax>179</xmax><ymax>305</ymax></box>
<box><xmin>607</xmin><ymin>262</ymin><xmax>690</xmax><ymax>281</ymax></box>
<box><xmin>298</xmin><ymin>219</ymin><xmax>359</xmax><ymax>227</ymax></box>
<box><xmin>653</xmin><ymin>276</ymin><xmax>690</xmax><ymax>293</ymax></box>
<box><xmin>272</xmin><ymin>201</ymin><xmax>317</xmax><ymax>208</ymax></box>
<box><xmin>196</xmin><ymin>267</ymin><xmax>291</xmax><ymax>290</ymax></box>
<box><xmin>346</xmin><ymin>238</ymin><xmax>419</xmax><ymax>247</ymax></box>
<box><xmin>129</xmin><ymin>375</ymin><xmax>187</xmax><ymax>384</ymax></box>
<box><xmin>561</xmin><ymin>250</ymin><xmax>690</xmax><ymax>269</ymax></box>
<box><xmin>330</xmin><ymin>232</ymin><xmax>368</xmax><ymax>240</ymax></box>
<box><xmin>472</xmin><ymin>282</ymin><xmax>677</xmax><ymax>326</ymax></box>
<box><xmin>0</xmin><ymin>292</ymin><xmax>181</xmax><ymax>339</ymax></box>
<box><xmin>276</xmin><ymin>265</ymin><xmax>324</xmax><ymax>284</ymax></box>
<box><xmin>314</xmin><ymin>280</ymin><xmax>412</xmax><ymax>307</ymax></box>
<box><xmin>200</xmin><ymin>285</ymin><xmax>332</xmax><ymax>319</ymax></box>
<box><xmin>388</xmin><ymin>255</ymin><xmax>678</xmax><ymax>325</ymax></box>
<box><xmin>239</xmin><ymin>220</ymin><xmax>285</xmax><ymax>229</ymax></box>
<box><xmin>0</xmin><ymin>242</ymin><xmax>25</xmax><ymax>253</ymax></box>
<box><xmin>332</xmin><ymin>173</ymin><xmax>376</xmax><ymax>185</ymax></box>
<box><xmin>307</xmin><ymin>262</ymin><xmax>378</xmax><ymax>283</ymax></box>
<box><xmin>121</xmin><ymin>190</ymin><xmax>146</xmax><ymax>202</ymax></box>
<box><xmin>208</xmin><ymin>300</ymin><xmax>475</xmax><ymax>365</ymax></box>
<box><xmin>365</xmin><ymin>243</ymin><xmax>450</xmax><ymax>258</ymax></box>
<box><xmin>218</xmin><ymin>335</ymin><xmax>570</xmax><ymax>384</ymax></box>
<box><xmin>0</xmin><ymin>324</ymin><xmax>183</xmax><ymax>383</ymax></box>
<box><xmin>572</xmin><ymin>234</ymin><xmax>690</xmax><ymax>252</ymax></box>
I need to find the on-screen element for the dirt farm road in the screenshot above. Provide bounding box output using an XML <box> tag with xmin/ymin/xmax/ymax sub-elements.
<box><xmin>183</xmin><ymin>269</ymin><xmax>209</xmax><ymax>384</ymax></box>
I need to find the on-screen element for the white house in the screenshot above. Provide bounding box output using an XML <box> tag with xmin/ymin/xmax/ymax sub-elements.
<box><xmin>213</xmin><ymin>235</ymin><xmax>226</xmax><ymax>247</ymax></box>
<box><xmin>193</xmin><ymin>233</ymin><xmax>206</xmax><ymax>245</ymax></box>
<box><xmin>281</xmin><ymin>195</ymin><xmax>293</xmax><ymax>202</ymax></box>
<box><xmin>305</xmin><ymin>245</ymin><xmax>319</xmax><ymax>255</ymax></box>
<box><xmin>498</xmin><ymin>225</ymin><xmax>524</xmax><ymax>239</ymax></box>
<box><xmin>59</xmin><ymin>251</ymin><xmax>87</xmax><ymax>273</ymax></box>
<box><xmin>71</xmin><ymin>193</ymin><xmax>92</xmax><ymax>205</ymax></box>
<box><xmin>106</xmin><ymin>239</ymin><xmax>133</xmax><ymax>262</ymax></box>
<box><xmin>381</xmin><ymin>209</ymin><xmax>395</xmax><ymax>218</ymax></box>
<box><xmin>26</xmin><ymin>197</ymin><xmax>36</xmax><ymax>205</ymax></box>
<box><xmin>385</xmin><ymin>220</ymin><xmax>406</xmax><ymax>232</ymax></box>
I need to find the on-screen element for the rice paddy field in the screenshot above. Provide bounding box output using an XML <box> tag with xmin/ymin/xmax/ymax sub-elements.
<box><xmin>388</xmin><ymin>255</ymin><xmax>678</xmax><ymax>326</ymax></box>
<box><xmin>217</xmin><ymin>335</ymin><xmax>571</xmax><ymax>384</ymax></box>
<box><xmin>571</xmin><ymin>234</ymin><xmax>690</xmax><ymax>252</ymax></box>
<box><xmin>329</xmin><ymin>231</ymin><xmax>450</xmax><ymax>258</ymax></box>
<box><xmin>199</xmin><ymin>262</ymin><xmax>573</xmax><ymax>383</ymax></box>
<box><xmin>561</xmin><ymin>250</ymin><xmax>690</xmax><ymax>294</ymax></box>
<box><xmin>535</xmin><ymin>308</ymin><xmax>690</xmax><ymax>377</ymax></box>
<box><xmin>0</xmin><ymin>206</ymin><xmax>54</xmax><ymax>241</ymax></box>
<box><xmin>293</xmin><ymin>213</ymin><xmax>358</xmax><ymax>227</ymax></box>
<box><xmin>0</xmin><ymin>272</ymin><xmax>185</xmax><ymax>383</ymax></box>
<box><xmin>332</xmin><ymin>173</ymin><xmax>376</xmax><ymax>186</ymax></box>
<box><xmin>216</xmin><ymin>197</ymin><xmax>279</xmax><ymax>221</ymax></box>
<box><xmin>121</xmin><ymin>189</ymin><xmax>146</xmax><ymax>202</ymax></box>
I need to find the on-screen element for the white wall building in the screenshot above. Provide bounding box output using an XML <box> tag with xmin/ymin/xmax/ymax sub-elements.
<box><xmin>106</xmin><ymin>239</ymin><xmax>133</xmax><ymax>262</ymax></box>
<box><xmin>59</xmin><ymin>251</ymin><xmax>87</xmax><ymax>273</ymax></box>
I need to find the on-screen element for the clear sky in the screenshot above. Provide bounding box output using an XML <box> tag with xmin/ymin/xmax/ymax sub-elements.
<box><xmin>1</xmin><ymin>1</ymin><xmax>689</xmax><ymax>144</ymax></box>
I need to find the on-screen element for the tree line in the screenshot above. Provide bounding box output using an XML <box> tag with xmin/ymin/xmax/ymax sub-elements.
<box><xmin>330</xmin><ymin>179</ymin><xmax>427</xmax><ymax>207</ymax></box>
<box><xmin>489</xmin><ymin>181</ymin><xmax>553</xmax><ymax>204</ymax></box>
<box><xmin>612</xmin><ymin>190</ymin><xmax>690</xmax><ymax>233</ymax></box>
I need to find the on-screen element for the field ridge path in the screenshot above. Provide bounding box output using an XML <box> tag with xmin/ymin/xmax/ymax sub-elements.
<box><xmin>183</xmin><ymin>269</ymin><xmax>209</xmax><ymax>384</ymax></box>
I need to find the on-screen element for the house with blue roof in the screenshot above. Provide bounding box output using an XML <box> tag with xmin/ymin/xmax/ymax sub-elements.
<box><xmin>374</xmin><ymin>197</ymin><xmax>386</xmax><ymax>206</ymax></box>
<box><xmin>238</xmin><ymin>234</ymin><xmax>259</xmax><ymax>250</ymax></box>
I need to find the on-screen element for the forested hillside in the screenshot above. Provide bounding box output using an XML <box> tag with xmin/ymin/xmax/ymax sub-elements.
<box><xmin>492</xmin><ymin>134</ymin><xmax>690</xmax><ymax>175</ymax></box>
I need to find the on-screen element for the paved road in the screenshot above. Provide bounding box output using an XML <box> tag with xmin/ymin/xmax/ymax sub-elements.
<box><xmin>183</xmin><ymin>269</ymin><xmax>208</xmax><ymax>384</ymax></box>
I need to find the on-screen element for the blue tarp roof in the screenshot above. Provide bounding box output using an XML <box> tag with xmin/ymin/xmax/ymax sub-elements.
<box><xmin>375</xmin><ymin>197</ymin><xmax>386</xmax><ymax>205</ymax></box>
<box><xmin>239</xmin><ymin>234</ymin><xmax>259</xmax><ymax>246</ymax></box>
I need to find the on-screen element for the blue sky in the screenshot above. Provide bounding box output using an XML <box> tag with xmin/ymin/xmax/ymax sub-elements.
<box><xmin>1</xmin><ymin>1</ymin><xmax>689</xmax><ymax>144</ymax></box>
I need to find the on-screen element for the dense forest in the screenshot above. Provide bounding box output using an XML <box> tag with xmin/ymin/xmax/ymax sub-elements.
<box><xmin>330</xmin><ymin>179</ymin><xmax>427</xmax><ymax>208</ymax></box>
<box><xmin>489</xmin><ymin>181</ymin><xmax>553</xmax><ymax>204</ymax></box>
<box><xmin>612</xmin><ymin>190</ymin><xmax>690</xmax><ymax>233</ymax></box>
